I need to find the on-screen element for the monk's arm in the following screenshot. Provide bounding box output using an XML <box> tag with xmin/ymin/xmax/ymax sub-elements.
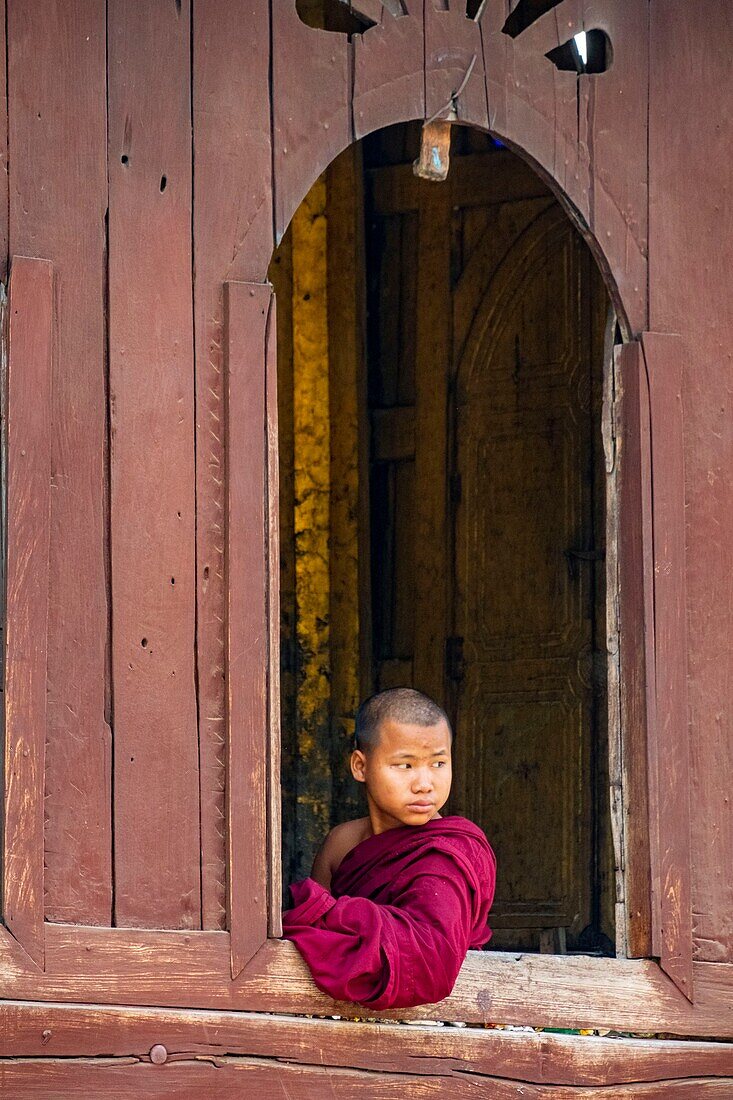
<box><xmin>282</xmin><ymin>859</ymin><xmax>476</xmax><ymax>1010</ymax></box>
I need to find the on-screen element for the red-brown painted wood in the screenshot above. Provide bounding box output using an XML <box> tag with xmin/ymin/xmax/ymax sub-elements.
<box><xmin>107</xmin><ymin>0</ymin><xmax>200</xmax><ymax>928</ymax></box>
<box><xmin>614</xmin><ymin>341</ymin><xmax>653</xmax><ymax>958</ymax></box>
<box><xmin>271</xmin><ymin>2</ymin><xmax>351</xmax><ymax>242</ymax></box>
<box><xmin>265</xmin><ymin>280</ymin><xmax>283</xmax><ymax>937</ymax></box>
<box><xmin>648</xmin><ymin>0</ymin><xmax>733</xmax><ymax>966</ymax></box>
<box><xmin>353</xmin><ymin>3</ymin><xmax>424</xmax><ymax>140</ymax></box>
<box><xmin>642</xmin><ymin>332</ymin><xmax>694</xmax><ymax>1001</ymax></box>
<box><xmin>225</xmin><ymin>281</ymin><xmax>272</xmax><ymax>975</ymax></box>
<box><xmin>425</xmin><ymin>5</ymin><xmax>488</xmax><ymax>131</ymax></box>
<box><xmin>0</xmin><ymin>928</ymin><xmax>730</xmax><ymax>1038</ymax></box>
<box><xmin>0</xmin><ymin>0</ymin><xmax>8</xmax><ymax>283</ymax></box>
<box><xmin>0</xmin><ymin>1056</ymin><xmax>731</xmax><ymax>1098</ymax></box>
<box><xmin>192</xmin><ymin>0</ymin><xmax>274</xmax><ymax>932</ymax></box>
<box><xmin>2</xmin><ymin>257</ymin><xmax>53</xmax><ymax>970</ymax></box>
<box><xmin>7</xmin><ymin>0</ymin><xmax>112</xmax><ymax>926</ymax></box>
<box><xmin>3</xmin><ymin>1001</ymin><xmax>733</xmax><ymax>1086</ymax></box>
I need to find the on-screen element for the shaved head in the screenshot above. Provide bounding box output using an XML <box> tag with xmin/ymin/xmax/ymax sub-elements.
<box><xmin>354</xmin><ymin>688</ymin><xmax>451</xmax><ymax>752</ymax></box>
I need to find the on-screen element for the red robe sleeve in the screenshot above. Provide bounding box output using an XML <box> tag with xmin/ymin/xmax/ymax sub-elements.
<box><xmin>281</xmin><ymin>855</ymin><xmax>478</xmax><ymax>1010</ymax></box>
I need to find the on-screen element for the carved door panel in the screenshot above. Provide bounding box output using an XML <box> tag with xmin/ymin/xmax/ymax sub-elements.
<box><xmin>452</xmin><ymin>204</ymin><xmax>604</xmax><ymax>950</ymax></box>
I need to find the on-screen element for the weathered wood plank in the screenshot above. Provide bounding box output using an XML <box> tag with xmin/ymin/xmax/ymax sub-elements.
<box><xmin>271</xmin><ymin>3</ymin><xmax>351</xmax><ymax>243</ymax></box>
<box><xmin>7</xmin><ymin>0</ymin><xmax>111</xmax><ymax>926</ymax></box>
<box><xmin>613</xmin><ymin>341</ymin><xmax>653</xmax><ymax>957</ymax></box>
<box><xmin>353</xmin><ymin>2</ymin><xmax>424</xmax><ymax>140</ymax></box>
<box><xmin>192</xmin><ymin>0</ymin><xmax>274</xmax><ymax>929</ymax></box>
<box><xmin>425</xmin><ymin>4</ymin><xmax>488</xmax><ymax>130</ymax></box>
<box><xmin>265</xmin><ymin>279</ymin><xmax>282</xmax><ymax>938</ymax></box>
<box><xmin>642</xmin><ymin>333</ymin><xmax>693</xmax><ymax>1001</ymax></box>
<box><xmin>648</xmin><ymin>0</ymin><xmax>733</xmax><ymax>966</ymax></box>
<box><xmin>3</xmin><ymin>1001</ymin><xmax>733</xmax><ymax>1086</ymax></box>
<box><xmin>0</xmin><ymin>1055</ymin><xmax>731</xmax><ymax>1098</ymax></box>
<box><xmin>225</xmin><ymin>281</ymin><xmax>271</xmax><ymax>974</ymax></box>
<box><xmin>0</xmin><ymin>0</ymin><xmax>7</xmax><ymax>282</ymax></box>
<box><xmin>2</xmin><ymin>258</ymin><xmax>53</xmax><ymax>970</ymax></box>
<box><xmin>0</xmin><ymin>931</ymin><xmax>730</xmax><ymax>1038</ymax></box>
<box><xmin>107</xmin><ymin>0</ymin><xmax>200</xmax><ymax>929</ymax></box>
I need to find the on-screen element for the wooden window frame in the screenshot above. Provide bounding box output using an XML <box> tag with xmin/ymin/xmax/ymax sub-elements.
<box><xmin>0</xmin><ymin>260</ymin><xmax>701</xmax><ymax>1031</ymax></box>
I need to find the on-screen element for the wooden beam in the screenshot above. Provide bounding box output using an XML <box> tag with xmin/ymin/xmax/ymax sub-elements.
<box><xmin>2</xmin><ymin>1002</ymin><xmax>733</xmax><ymax>1087</ymax></box>
<box><xmin>2</xmin><ymin>256</ymin><xmax>53</xmax><ymax>971</ymax></box>
<box><xmin>0</xmin><ymin>931</ymin><xmax>731</xmax><ymax>1038</ymax></box>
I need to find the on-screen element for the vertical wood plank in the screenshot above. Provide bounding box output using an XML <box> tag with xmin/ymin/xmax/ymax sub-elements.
<box><xmin>108</xmin><ymin>0</ymin><xmax>200</xmax><ymax>928</ymax></box>
<box><xmin>0</xmin><ymin>0</ymin><xmax>7</xmax><ymax>283</ymax></box>
<box><xmin>413</xmin><ymin>190</ymin><xmax>451</xmax><ymax>703</ymax></box>
<box><xmin>225</xmin><ymin>281</ymin><xmax>270</xmax><ymax>975</ymax></box>
<box><xmin>7</xmin><ymin>0</ymin><xmax>111</xmax><ymax>924</ymax></box>
<box><xmin>265</xmin><ymin>284</ymin><xmax>282</xmax><ymax>936</ymax></box>
<box><xmin>192</xmin><ymin>0</ymin><xmax>273</xmax><ymax>931</ymax></box>
<box><xmin>2</xmin><ymin>257</ymin><xmax>53</xmax><ymax>970</ymax></box>
<box><xmin>648</xmin><ymin>0</ymin><xmax>733</xmax><ymax>966</ymax></box>
<box><xmin>614</xmin><ymin>340</ymin><xmax>653</xmax><ymax>958</ymax></box>
<box><xmin>642</xmin><ymin>332</ymin><xmax>693</xmax><ymax>1001</ymax></box>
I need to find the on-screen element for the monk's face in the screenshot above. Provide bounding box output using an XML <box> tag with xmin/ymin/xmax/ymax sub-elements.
<box><xmin>351</xmin><ymin>717</ymin><xmax>452</xmax><ymax>831</ymax></box>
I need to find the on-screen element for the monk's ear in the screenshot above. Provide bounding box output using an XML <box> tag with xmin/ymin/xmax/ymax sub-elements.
<box><xmin>350</xmin><ymin>748</ymin><xmax>367</xmax><ymax>783</ymax></box>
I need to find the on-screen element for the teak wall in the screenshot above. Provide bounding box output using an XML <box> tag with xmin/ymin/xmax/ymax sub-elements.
<box><xmin>0</xmin><ymin>0</ymin><xmax>731</xmax><ymax>1093</ymax></box>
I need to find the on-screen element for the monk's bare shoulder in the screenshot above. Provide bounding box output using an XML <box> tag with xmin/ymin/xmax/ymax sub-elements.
<box><xmin>311</xmin><ymin>817</ymin><xmax>371</xmax><ymax>890</ymax></box>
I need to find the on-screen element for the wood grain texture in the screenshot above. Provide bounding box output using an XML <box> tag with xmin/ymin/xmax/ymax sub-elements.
<box><xmin>2</xmin><ymin>258</ymin><xmax>53</xmax><ymax>970</ymax></box>
<box><xmin>3</xmin><ymin>1001</ymin><xmax>733</xmax><ymax>1086</ymax></box>
<box><xmin>648</xmin><ymin>1</ymin><xmax>733</xmax><ymax>965</ymax></box>
<box><xmin>0</xmin><ymin>1056</ymin><xmax>731</xmax><ymax>1098</ymax></box>
<box><xmin>225</xmin><ymin>282</ymin><xmax>271</xmax><ymax>974</ymax></box>
<box><xmin>642</xmin><ymin>333</ymin><xmax>693</xmax><ymax>1001</ymax></box>
<box><xmin>613</xmin><ymin>341</ymin><xmax>653</xmax><ymax>958</ymax></box>
<box><xmin>192</xmin><ymin>0</ymin><xmax>273</xmax><ymax>929</ymax></box>
<box><xmin>1</xmin><ymin>930</ymin><xmax>731</xmax><ymax>1037</ymax></box>
<box><xmin>265</xmin><ymin>280</ymin><xmax>282</xmax><ymax>937</ymax></box>
<box><xmin>7</xmin><ymin>0</ymin><xmax>111</xmax><ymax>926</ymax></box>
<box><xmin>425</xmin><ymin>3</ymin><xmax>488</xmax><ymax>130</ymax></box>
<box><xmin>353</xmin><ymin>2</ymin><xmax>424</xmax><ymax>139</ymax></box>
<box><xmin>0</xmin><ymin>0</ymin><xmax>7</xmax><ymax>281</ymax></box>
<box><xmin>271</xmin><ymin>2</ymin><xmax>351</xmax><ymax>243</ymax></box>
<box><xmin>107</xmin><ymin>0</ymin><xmax>200</xmax><ymax>929</ymax></box>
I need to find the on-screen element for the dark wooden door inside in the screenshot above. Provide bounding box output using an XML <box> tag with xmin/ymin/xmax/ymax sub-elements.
<box><xmin>366</xmin><ymin>126</ymin><xmax>612</xmax><ymax>952</ymax></box>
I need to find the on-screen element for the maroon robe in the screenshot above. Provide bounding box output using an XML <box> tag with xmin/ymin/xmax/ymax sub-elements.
<box><xmin>282</xmin><ymin>815</ymin><xmax>496</xmax><ymax>1010</ymax></box>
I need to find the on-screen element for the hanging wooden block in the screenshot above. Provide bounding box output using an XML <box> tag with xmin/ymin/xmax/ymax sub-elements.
<box><xmin>413</xmin><ymin>118</ymin><xmax>453</xmax><ymax>182</ymax></box>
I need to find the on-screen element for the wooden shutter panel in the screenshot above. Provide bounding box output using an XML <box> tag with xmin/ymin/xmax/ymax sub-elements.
<box><xmin>225</xmin><ymin>281</ymin><xmax>278</xmax><ymax>977</ymax></box>
<box><xmin>1</xmin><ymin>257</ymin><xmax>53</xmax><ymax>971</ymax></box>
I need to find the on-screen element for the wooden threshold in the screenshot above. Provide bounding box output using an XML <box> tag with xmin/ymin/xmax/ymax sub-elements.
<box><xmin>1</xmin><ymin>929</ymin><xmax>731</xmax><ymax>1038</ymax></box>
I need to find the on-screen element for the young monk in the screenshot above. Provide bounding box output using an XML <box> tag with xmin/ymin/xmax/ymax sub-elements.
<box><xmin>282</xmin><ymin>687</ymin><xmax>496</xmax><ymax>1010</ymax></box>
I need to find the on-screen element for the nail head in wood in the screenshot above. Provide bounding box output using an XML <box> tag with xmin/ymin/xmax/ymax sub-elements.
<box><xmin>150</xmin><ymin>1044</ymin><xmax>168</xmax><ymax>1065</ymax></box>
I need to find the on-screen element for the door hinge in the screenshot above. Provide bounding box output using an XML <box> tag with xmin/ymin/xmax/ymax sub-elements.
<box><xmin>446</xmin><ymin>635</ymin><xmax>465</xmax><ymax>682</ymax></box>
